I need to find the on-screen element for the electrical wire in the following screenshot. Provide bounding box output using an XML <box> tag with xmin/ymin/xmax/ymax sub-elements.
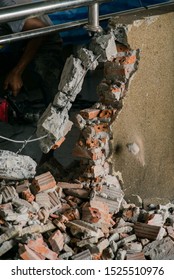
<box><xmin>0</xmin><ymin>134</ymin><xmax>48</xmax><ymax>143</ymax></box>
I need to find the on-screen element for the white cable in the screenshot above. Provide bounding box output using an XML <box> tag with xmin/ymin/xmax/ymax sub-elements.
<box><xmin>0</xmin><ymin>134</ymin><xmax>48</xmax><ymax>144</ymax></box>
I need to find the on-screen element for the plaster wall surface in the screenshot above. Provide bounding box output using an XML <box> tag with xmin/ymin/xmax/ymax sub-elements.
<box><xmin>111</xmin><ymin>11</ymin><xmax>174</xmax><ymax>205</ymax></box>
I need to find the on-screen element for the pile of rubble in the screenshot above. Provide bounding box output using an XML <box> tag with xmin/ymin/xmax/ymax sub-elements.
<box><xmin>1</xmin><ymin>24</ymin><xmax>174</xmax><ymax>260</ymax></box>
<box><xmin>0</xmin><ymin>172</ymin><xmax>174</xmax><ymax>260</ymax></box>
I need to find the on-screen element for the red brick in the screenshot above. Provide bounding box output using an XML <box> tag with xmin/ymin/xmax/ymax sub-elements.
<box><xmin>116</xmin><ymin>43</ymin><xmax>130</xmax><ymax>52</ymax></box>
<box><xmin>93</xmin><ymin>123</ymin><xmax>109</xmax><ymax>133</ymax></box>
<box><xmin>82</xmin><ymin>204</ymin><xmax>101</xmax><ymax>223</ymax></box>
<box><xmin>27</xmin><ymin>238</ymin><xmax>58</xmax><ymax>260</ymax></box>
<box><xmin>51</xmin><ymin>137</ymin><xmax>65</xmax><ymax>150</ymax></box>
<box><xmin>32</xmin><ymin>171</ymin><xmax>56</xmax><ymax>193</ymax></box>
<box><xmin>99</xmin><ymin>109</ymin><xmax>113</xmax><ymax>119</ymax></box>
<box><xmin>48</xmin><ymin>230</ymin><xmax>64</xmax><ymax>253</ymax></box>
<box><xmin>63</xmin><ymin>208</ymin><xmax>80</xmax><ymax>221</ymax></box>
<box><xmin>120</xmin><ymin>55</ymin><xmax>137</xmax><ymax>65</ymax></box>
<box><xmin>22</xmin><ymin>189</ymin><xmax>35</xmax><ymax>203</ymax></box>
<box><xmin>58</xmin><ymin>182</ymin><xmax>83</xmax><ymax>189</ymax></box>
<box><xmin>18</xmin><ymin>244</ymin><xmax>44</xmax><ymax>260</ymax></box>
<box><xmin>86</xmin><ymin>138</ymin><xmax>99</xmax><ymax>148</ymax></box>
<box><xmin>134</xmin><ymin>222</ymin><xmax>161</xmax><ymax>240</ymax></box>
<box><xmin>80</xmin><ymin>108</ymin><xmax>100</xmax><ymax>119</ymax></box>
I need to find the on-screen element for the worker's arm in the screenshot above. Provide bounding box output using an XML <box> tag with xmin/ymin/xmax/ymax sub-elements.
<box><xmin>4</xmin><ymin>18</ymin><xmax>48</xmax><ymax>96</ymax></box>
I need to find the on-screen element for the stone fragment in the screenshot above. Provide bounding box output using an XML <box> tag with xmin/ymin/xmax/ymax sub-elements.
<box><xmin>126</xmin><ymin>252</ymin><xmax>146</xmax><ymax>260</ymax></box>
<box><xmin>143</xmin><ymin>237</ymin><xmax>174</xmax><ymax>260</ymax></box>
<box><xmin>110</xmin><ymin>240</ymin><xmax>118</xmax><ymax>253</ymax></box>
<box><xmin>97</xmin><ymin>238</ymin><xmax>109</xmax><ymax>253</ymax></box>
<box><xmin>1</xmin><ymin>186</ymin><xmax>18</xmax><ymax>203</ymax></box>
<box><xmin>58</xmin><ymin>55</ymin><xmax>86</xmax><ymax>97</ymax></box>
<box><xmin>115</xmin><ymin>248</ymin><xmax>127</xmax><ymax>260</ymax></box>
<box><xmin>124</xmin><ymin>242</ymin><xmax>143</xmax><ymax>254</ymax></box>
<box><xmin>89</xmin><ymin>33</ymin><xmax>117</xmax><ymax>62</ymax></box>
<box><xmin>66</xmin><ymin>220</ymin><xmax>99</xmax><ymax>238</ymax></box>
<box><xmin>0</xmin><ymin>240</ymin><xmax>16</xmax><ymax>257</ymax></box>
<box><xmin>71</xmin><ymin>249</ymin><xmax>92</xmax><ymax>260</ymax></box>
<box><xmin>76</xmin><ymin>237</ymin><xmax>98</xmax><ymax>248</ymax></box>
<box><xmin>0</xmin><ymin>226</ymin><xmax>21</xmax><ymax>245</ymax></box>
<box><xmin>37</xmin><ymin>104</ymin><xmax>73</xmax><ymax>153</ymax></box>
<box><xmin>166</xmin><ymin>226</ymin><xmax>174</xmax><ymax>241</ymax></box>
<box><xmin>0</xmin><ymin>150</ymin><xmax>36</xmax><ymax>180</ymax></box>
<box><xmin>117</xmin><ymin>234</ymin><xmax>137</xmax><ymax>247</ymax></box>
<box><xmin>77</xmin><ymin>48</ymin><xmax>98</xmax><ymax>70</ymax></box>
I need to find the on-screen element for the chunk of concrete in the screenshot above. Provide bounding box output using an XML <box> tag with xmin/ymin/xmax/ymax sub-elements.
<box><xmin>0</xmin><ymin>150</ymin><xmax>37</xmax><ymax>180</ymax></box>
<box><xmin>89</xmin><ymin>33</ymin><xmax>117</xmax><ymax>62</ymax></box>
<box><xmin>143</xmin><ymin>236</ymin><xmax>174</xmax><ymax>260</ymax></box>
<box><xmin>37</xmin><ymin>104</ymin><xmax>73</xmax><ymax>153</ymax></box>
<box><xmin>1</xmin><ymin>186</ymin><xmax>18</xmax><ymax>203</ymax></box>
<box><xmin>77</xmin><ymin>48</ymin><xmax>98</xmax><ymax>70</ymax></box>
<box><xmin>58</xmin><ymin>55</ymin><xmax>86</xmax><ymax>97</ymax></box>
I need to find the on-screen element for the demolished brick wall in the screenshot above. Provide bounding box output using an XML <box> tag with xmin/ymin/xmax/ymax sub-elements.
<box><xmin>1</xmin><ymin>24</ymin><xmax>174</xmax><ymax>260</ymax></box>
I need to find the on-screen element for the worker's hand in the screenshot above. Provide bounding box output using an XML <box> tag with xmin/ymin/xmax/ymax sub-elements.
<box><xmin>4</xmin><ymin>69</ymin><xmax>23</xmax><ymax>96</ymax></box>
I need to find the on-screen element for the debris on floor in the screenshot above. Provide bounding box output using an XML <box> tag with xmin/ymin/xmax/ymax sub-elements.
<box><xmin>1</xmin><ymin>24</ymin><xmax>172</xmax><ymax>261</ymax></box>
<box><xmin>0</xmin><ymin>173</ymin><xmax>174</xmax><ymax>260</ymax></box>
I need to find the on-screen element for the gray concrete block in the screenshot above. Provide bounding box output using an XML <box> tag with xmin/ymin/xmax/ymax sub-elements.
<box><xmin>37</xmin><ymin>104</ymin><xmax>73</xmax><ymax>153</ymax></box>
<box><xmin>89</xmin><ymin>33</ymin><xmax>117</xmax><ymax>62</ymax></box>
<box><xmin>1</xmin><ymin>186</ymin><xmax>18</xmax><ymax>203</ymax></box>
<box><xmin>143</xmin><ymin>236</ymin><xmax>174</xmax><ymax>260</ymax></box>
<box><xmin>58</xmin><ymin>55</ymin><xmax>86</xmax><ymax>98</ymax></box>
<box><xmin>0</xmin><ymin>150</ymin><xmax>37</xmax><ymax>180</ymax></box>
<box><xmin>53</xmin><ymin>91</ymin><xmax>69</xmax><ymax>108</ymax></box>
<box><xmin>77</xmin><ymin>48</ymin><xmax>98</xmax><ymax>70</ymax></box>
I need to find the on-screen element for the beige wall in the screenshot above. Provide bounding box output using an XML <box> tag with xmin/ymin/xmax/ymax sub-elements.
<box><xmin>111</xmin><ymin>11</ymin><xmax>174</xmax><ymax>205</ymax></box>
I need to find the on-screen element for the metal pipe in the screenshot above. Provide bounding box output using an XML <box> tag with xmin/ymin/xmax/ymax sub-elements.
<box><xmin>85</xmin><ymin>2</ymin><xmax>103</xmax><ymax>33</ymax></box>
<box><xmin>0</xmin><ymin>1</ymin><xmax>174</xmax><ymax>45</ymax></box>
<box><xmin>0</xmin><ymin>0</ymin><xmax>109</xmax><ymax>24</ymax></box>
<box><xmin>0</xmin><ymin>19</ymin><xmax>88</xmax><ymax>44</ymax></box>
<box><xmin>88</xmin><ymin>3</ymin><xmax>100</xmax><ymax>31</ymax></box>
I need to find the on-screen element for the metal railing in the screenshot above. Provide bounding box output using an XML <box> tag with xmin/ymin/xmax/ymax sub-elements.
<box><xmin>0</xmin><ymin>0</ymin><xmax>174</xmax><ymax>45</ymax></box>
<box><xmin>0</xmin><ymin>0</ymin><xmax>108</xmax><ymax>23</ymax></box>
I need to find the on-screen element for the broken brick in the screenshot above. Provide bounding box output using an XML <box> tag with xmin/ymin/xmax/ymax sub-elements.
<box><xmin>58</xmin><ymin>182</ymin><xmax>83</xmax><ymax>189</ymax></box>
<box><xmin>51</xmin><ymin>137</ymin><xmax>65</xmax><ymax>150</ymax></box>
<box><xmin>80</xmin><ymin>108</ymin><xmax>100</xmax><ymax>120</ymax></box>
<box><xmin>126</xmin><ymin>252</ymin><xmax>146</xmax><ymax>260</ymax></box>
<box><xmin>82</xmin><ymin>204</ymin><xmax>101</xmax><ymax>224</ymax></box>
<box><xmin>18</xmin><ymin>244</ymin><xmax>44</xmax><ymax>260</ymax></box>
<box><xmin>27</xmin><ymin>237</ymin><xmax>58</xmax><ymax>260</ymax></box>
<box><xmin>32</xmin><ymin>171</ymin><xmax>56</xmax><ymax>194</ymax></box>
<box><xmin>49</xmin><ymin>230</ymin><xmax>64</xmax><ymax>253</ymax></box>
<box><xmin>134</xmin><ymin>222</ymin><xmax>161</xmax><ymax>241</ymax></box>
<box><xmin>22</xmin><ymin>189</ymin><xmax>35</xmax><ymax>203</ymax></box>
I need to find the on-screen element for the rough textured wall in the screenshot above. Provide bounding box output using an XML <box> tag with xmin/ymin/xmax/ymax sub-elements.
<box><xmin>111</xmin><ymin>11</ymin><xmax>174</xmax><ymax>205</ymax></box>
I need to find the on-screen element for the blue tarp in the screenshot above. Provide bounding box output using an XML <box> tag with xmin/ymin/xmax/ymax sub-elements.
<box><xmin>48</xmin><ymin>0</ymin><xmax>170</xmax><ymax>44</ymax></box>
